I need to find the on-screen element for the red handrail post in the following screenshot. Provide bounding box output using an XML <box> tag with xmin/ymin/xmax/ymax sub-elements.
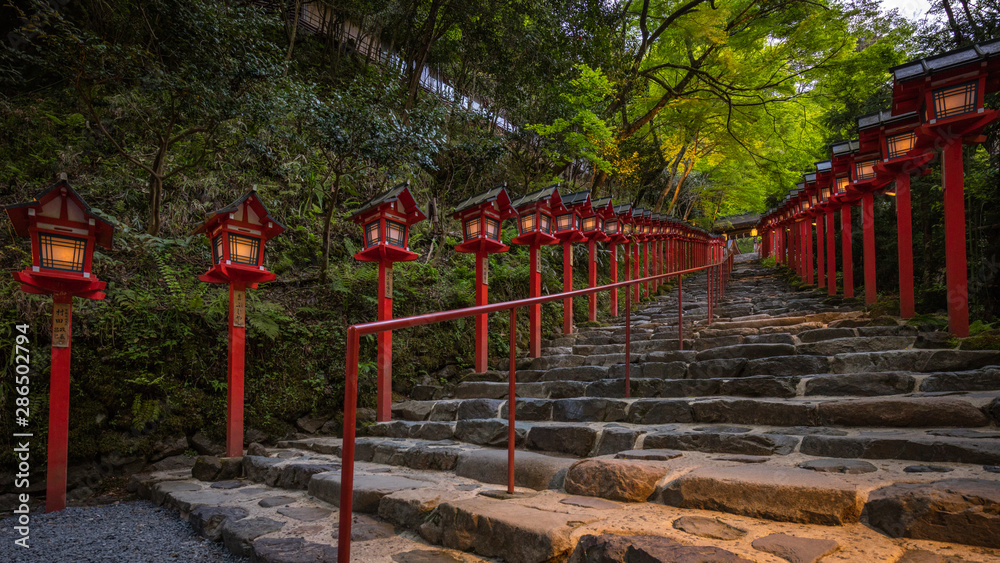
<box><xmin>624</xmin><ymin>283</ymin><xmax>631</xmax><ymax>399</ymax></box>
<box><xmin>508</xmin><ymin>307</ymin><xmax>517</xmax><ymax>494</ymax></box>
<box><xmin>707</xmin><ymin>265</ymin><xmax>713</xmax><ymax>325</ymax></box>
<box><xmin>338</xmin><ymin>327</ymin><xmax>360</xmax><ymax>563</ymax></box>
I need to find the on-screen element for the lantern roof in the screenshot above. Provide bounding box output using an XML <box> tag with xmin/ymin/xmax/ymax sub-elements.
<box><xmin>590</xmin><ymin>197</ymin><xmax>615</xmax><ymax>217</ymax></box>
<box><xmin>614</xmin><ymin>203</ymin><xmax>632</xmax><ymax>217</ymax></box>
<box><xmin>804</xmin><ymin>173</ymin><xmax>817</xmax><ymax>184</ymax></box>
<box><xmin>349</xmin><ymin>182</ymin><xmax>426</xmax><ymax>224</ymax></box>
<box><xmin>194</xmin><ymin>188</ymin><xmax>286</xmax><ymax>239</ymax></box>
<box><xmin>4</xmin><ymin>176</ymin><xmax>116</xmax><ymax>250</ymax></box>
<box><xmin>831</xmin><ymin>140</ymin><xmax>859</xmax><ymax>157</ymax></box>
<box><xmin>511</xmin><ymin>184</ymin><xmax>562</xmax><ymax>211</ymax></box>
<box><xmin>816</xmin><ymin>161</ymin><xmax>832</xmax><ymax>173</ymax></box>
<box><xmin>452</xmin><ymin>185</ymin><xmax>515</xmax><ymax>219</ymax></box>
<box><xmin>857</xmin><ymin>109</ymin><xmax>920</xmax><ymax>131</ymax></box>
<box><xmin>890</xmin><ymin>39</ymin><xmax>1000</xmax><ymax>115</ymax></box>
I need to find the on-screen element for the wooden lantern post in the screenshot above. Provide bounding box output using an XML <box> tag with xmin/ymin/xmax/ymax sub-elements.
<box><xmin>608</xmin><ymin>204</ymin><xmax>632</xmax><ymax>317</ymax></box>
<box><xmin>554</xmin><ymin>191</ymin><xmax>592</xmax><ymax>334</ymax></box>
<box><xmin>195</xmin><ymin>189</ymin><xmax>285</xmax><ymax>456</ymax></box>
<box><xmin>4</xmin><ymin>175</ymin><xmax>116</xmax><ymax>513</ymax></box>
<box><xmin>511</xmin><ymin>185</ymin><xmax>562</xmax><ymax>357</ymax></box>
<box><xmin>582</xmin><ymin>197</ymin><xmax>615</xmax><ymax>321</ymax></box>
<box><xmin>831</xmin><ymin>140</ymin><xmax>862</xmax><ymax>299</ymax></box>
<box><xmin>349</xmin><ymin>183</ymin><xmax>426</xmax><ymax>421</ymax></box>
<box><xmin>452</xmin><ymin>186</ymin><xmax>516</xmax><ymax>373</ymax></box>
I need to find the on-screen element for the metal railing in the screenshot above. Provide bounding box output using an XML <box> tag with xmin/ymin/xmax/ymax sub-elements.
<box><xmin>335</xmin><ymin>249</ymin><xmax>734</xmax><ymax>561</ymax></box>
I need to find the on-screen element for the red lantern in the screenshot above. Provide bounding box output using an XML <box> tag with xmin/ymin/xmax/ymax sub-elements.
<box><xmin>608</xmin><ymin>203</ymin><xmax>632</xmax><ymax>317</ymax></box>
<box><xmin>510</xmin><ymin>185</ymin><xmax>561</xmax><ymax>357</ymax></box>
<box><xmin>349</xmin><ymin>183</ymin><xmax>426</xmax><ymax>420</ymax></box>
<box><xmin>195</xmin><ymin>189</ymin><xmax>285</xmax><ymax>458</ymax></box>
<box><xmin>553</xmin><ymin>190</ymin><xmax>591</xmax><ymax>334</ymax></box>
<box><xmin>452</xmin><ymin>186</ymin><xmax>516</xmax><ymax>372</ymax></box>
<box><xmin>4</xmin><ymin>175</ymin><xmax>116</xmax><ymax>513</ymax></box>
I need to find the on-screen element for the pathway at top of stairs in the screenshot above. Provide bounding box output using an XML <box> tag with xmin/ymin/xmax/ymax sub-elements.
<box><xmin>133</xmin><ymin>262</ymin><xmax>1000</xmax><ymax>562</ymax></box>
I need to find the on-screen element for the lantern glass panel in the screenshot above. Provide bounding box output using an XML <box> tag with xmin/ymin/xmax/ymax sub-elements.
<box><xmin>39</xmin><ymin>232</ymin><xmax>87</xmax><ymax>272</ymax></box>
<box><xmin>933</xmin><ymin>81</ymin><xmax>977</xmax><ymax>119</ymax></box>
<box><xmin>821</xmin><ymin>187</ymin><xmax>830</xmax><ymax>200</ymax></box>
<box><xmin>212</xmin><ymin>234</ymin><xmax>223</xmax><ymax>264</ymax></box>
<box><xmin>582</xmin><ymin>216</ymin><xmax>597</xmax><ymax>232</ymax></box>
<box><xmin>365</xmin><ymin>220</ymin><xmax>380</xmax><ymax>248</ymax></box>
<box><xmin>855</xmin><ymin>159</ymin><xmax>878</xmax><ymax>181</ymax></box>
<box><xmin>886</xmin><ymin>131</ymin><xmax>916</xmax><ymax>159</ymax></box>
<box><xmin>485</xmin><ymin>217</ymin><xmax>501</xmax><ymax>241</ymax></box>
<box><xmin>386</xmin><ymin>220</ymin><xmax>406</xmax><ymax>247</ymax></box>
<box><xmin>540</xmin><ymin>213</ymin><xmax>552</xmax><ymax>234</ymax></box>
<box><xmin>463</xmin><ymin>216</ymin><xmax>481</xmax><ymax>241</ymax></box>
<box><xmin>836</xmin><ymin>177</ymin><xmax>849</xmax><ymax>193</ymax></box>
<box><xmin>605</xmin><ymin>219</ymin><xmax>619</xmax><ymax>234</ymax></box>
<box><xmin>556</xmin><ymin>213</ymin><xmax>574</xmax><ymax>232</ymax></box>
<box><xmin>519</xmin><ymin>213</ymin><xmax>536</xmax><ymax>234</ymax></box>
<box><xmin>228</xmin><ymin>233</ymin><xmax>261</xmax><ymax>266</ymax></box>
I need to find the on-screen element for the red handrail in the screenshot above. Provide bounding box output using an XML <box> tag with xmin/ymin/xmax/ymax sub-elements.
<box><xmin>336</xmin><ymin>251</ymin><xmax>735</xmax><ymax>562</ymax></box>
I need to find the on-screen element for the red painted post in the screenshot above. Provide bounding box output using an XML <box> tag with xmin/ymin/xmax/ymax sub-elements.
<box><xmin>46</xmin><ymin>293</ymin><xmax>72</xmax><ymax>513</ymax></box>
<box><xmin>643</xmin><ymin>241</ymin><xmax>649</xmax><ymax>298</ymax></box>
<box><xmin>338</xmin><ymin>327</ymin><xmax>360</xmax><ymax>563</ymax></box>
<box><xmin>529</xmin><ymin>245</ymin><xmax>542</xmax><ymax>357</ymax></box>
<box><xmin>816</xmin><ymin>215</ymin><xmax>825</xmax><ymax>288</ymax></box>
<box><xmin>226</xmin><ymin>283</ymin><xmax>247</xmax><ymax>456</ymax></box>
<box><xmin>841</xmin><ymin>205</ymin><xmax>854</xmax><ymax>298</ymax></box>
<box><xmin>376</xmin><ymin>261</ymin><xmax>393</xmax><ymax>421</ymax></box>
<box><xmin>474</xmin><ymin>251</ymin><xmax>489</xmax><ymax>372</ymax></box>
<box><xmin>588</xmin><ymin>239</ymin><xmax>597</xmax><ymax>321</ymax></box>
<box><xmin>562</xmin><ymin>240</ymin><xmax>573</xmax><ymax>334</ymax></box>
<box><xmin>508</xmin><ymin>307</ymin><xmax>517</xmax><ymax>494</ymax></box>
<box><xmin>862</xmin><ymin>192</ymin><xmax>876</xmax><ymax>305</ymax></box>
<box><xmin>707</xmin><ymin>264</ymin><xmax>713</xmax><ymax>325</ymax></box>
<box><xmin>942</xmin><ymin>141</ymin><xmax>969</xmax><ymax>337</ymax></box>
<box><xmin>610</xmin><ymin>243</ymin><xmax>619</xmax><ymax>317</ymax></box>
<box><xmin>896</xmin><ymin>174</ymin><xmax>915</xmax><ymax>318</ymax></box>
<box><xmin>805</xmin><ymin>220</ymin><xmax>814</xmax><ymax>285</ymax></box>
<box><xmin>826</xmin><ymin>211</ymin><xmax>837</xmax><ymax>295</ymax></box>
<box><xmin>624</xmin><ymin>283</ymin><xmax>631</xmax><ymax>398</ymax></box>
<box><xmin>677</xmin><ymin>277</ymin><xmax>684</xmax><ymax>350</ymax></box>
<box><xmin>633</xmin><ymin>242</ymin><xmax>640</xmax><ymax>303</ymax></box>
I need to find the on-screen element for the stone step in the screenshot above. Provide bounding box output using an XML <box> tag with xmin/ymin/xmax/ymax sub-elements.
<box><xmin>252</xmin><ymin>436</ymin><xmax>1000</xmax><ymax>554</ymax></box>
<box><xmin>390</xmin><ymin>393</ymin><xmax>997</xmax><ymax>432</ymax></box>
<box><xmin>436</xmin><ymin>367</ymin><xmax>1000</xmax><ymax>401</ymax></box>
<box><xmin>367</xmin><ymin>416</ymin><xmax>1000</xmax><ymax>464</ymax></box>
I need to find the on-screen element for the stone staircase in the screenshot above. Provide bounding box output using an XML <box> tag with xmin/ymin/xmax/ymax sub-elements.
<box><xmin>131</xmin><ymin>262</ymin><xmax>1000</xmax><ymax>562</ymax></box>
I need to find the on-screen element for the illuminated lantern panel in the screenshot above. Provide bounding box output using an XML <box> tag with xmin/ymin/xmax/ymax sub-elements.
<box><xmin>519</xmin><ymin>213</ymin><xmax>536</xmax><ymax>234</ymax></box>
<box><xmin>751</xmin><ymin>228</ymin><xmax>758</xmax><ymax>237</ymax></box>
<box><xmin>836</xmin><ymin>177</ymin><xmax>849</xmax><ymax>193</ymax></box>
<box><xmin>386</xmin><ymin>220</ymin><xmax>406</xmax><ymax>247</ymax></box>
<box><xmin>485</xmin><ymin>217</ymin><xmax>500</xmax><ymax>241</ymax></box>
<box><xmin>365</xmin><ymin>220</ymin><xmax>380</xmax><ymax>248</ymax></box>
<box><xmin>821</xmin><ymin>187</ymin><xmax>830</xmax><ymax>200</ymax></box>
<box><xmin>463</xmin><ymin>217</ymin><xmax>482</xmax><ymax>241</ymax></box>
<box><xmin>855</xmin><ymin>159</ymin><xmax>878</xmax><ymax>181</ymax></box>
<box><xmin>39</xmin><ymin>232</ymin><xmax>88</xmax><ymax>272</ymax></box>
<box><xmin>810</xmin><ymin>194</ymin><xmax>817</xmax><ymax>206</ymax></box>
<box><xmin>229</xmin><ymin>233</ymin><xmax>261</xmax><ymax>265</ymax></box>
<box><xmin>582</xmin><ymin>215</ymin><xmax>597</xmax><ymax>232</ymax></box>
<box><xmin>556</xmin><ymin>212</ymin><xmax>574</xmax><ymax>232</ymax></box>
<box><xmin>540</xmin><ymin>213</ymin><xmax>552</xmax><ymax>234</ymax></box>
<box><xmin>886</xmin><ymin>131</ymin><xmax>916</xmax><ymax>159</ymax></box>
<box><xmin>803</xmin><ymin>200</ymin><xmax>811</xmax><ymax>211</ymax></box>
<box><xmin>933</xmin><ymin>81</ymin><xmax>977</xmax><ymax>120</ymax></box>
<box><xmin>605</xmin><ymin>219</ymin><xmax>619</xmax><ymax>234</ymax></box>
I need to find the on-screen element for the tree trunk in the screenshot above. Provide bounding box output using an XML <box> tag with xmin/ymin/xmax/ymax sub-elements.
<box><xmin>666</xmin><ymin>159</ymin><xmax>692</xmax><ymax>215</ymax></box>
<box><xmin>940</xmin><ymin>0</ymin><xmax>965</xmax><ymax>44</ymax></box>
<box><xmin>319</xmin><ymin>173</ymin><xmax>341</xmax><ymax>284</ymax></box>
<box><xmin>146</xmin><ymin>141</ymin><xmax>168</xmax><ymax>235</ymax></box>
<box><xmin>284</xmin><ymin>0</ymin><xmax>302</xmax><ymax>70</ymax></box>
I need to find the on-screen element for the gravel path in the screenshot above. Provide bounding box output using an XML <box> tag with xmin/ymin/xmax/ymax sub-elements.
<box><xmin>0</xmin><ymin>500</ymin><xmax>246</xmax><ymax>562</ymax></box>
